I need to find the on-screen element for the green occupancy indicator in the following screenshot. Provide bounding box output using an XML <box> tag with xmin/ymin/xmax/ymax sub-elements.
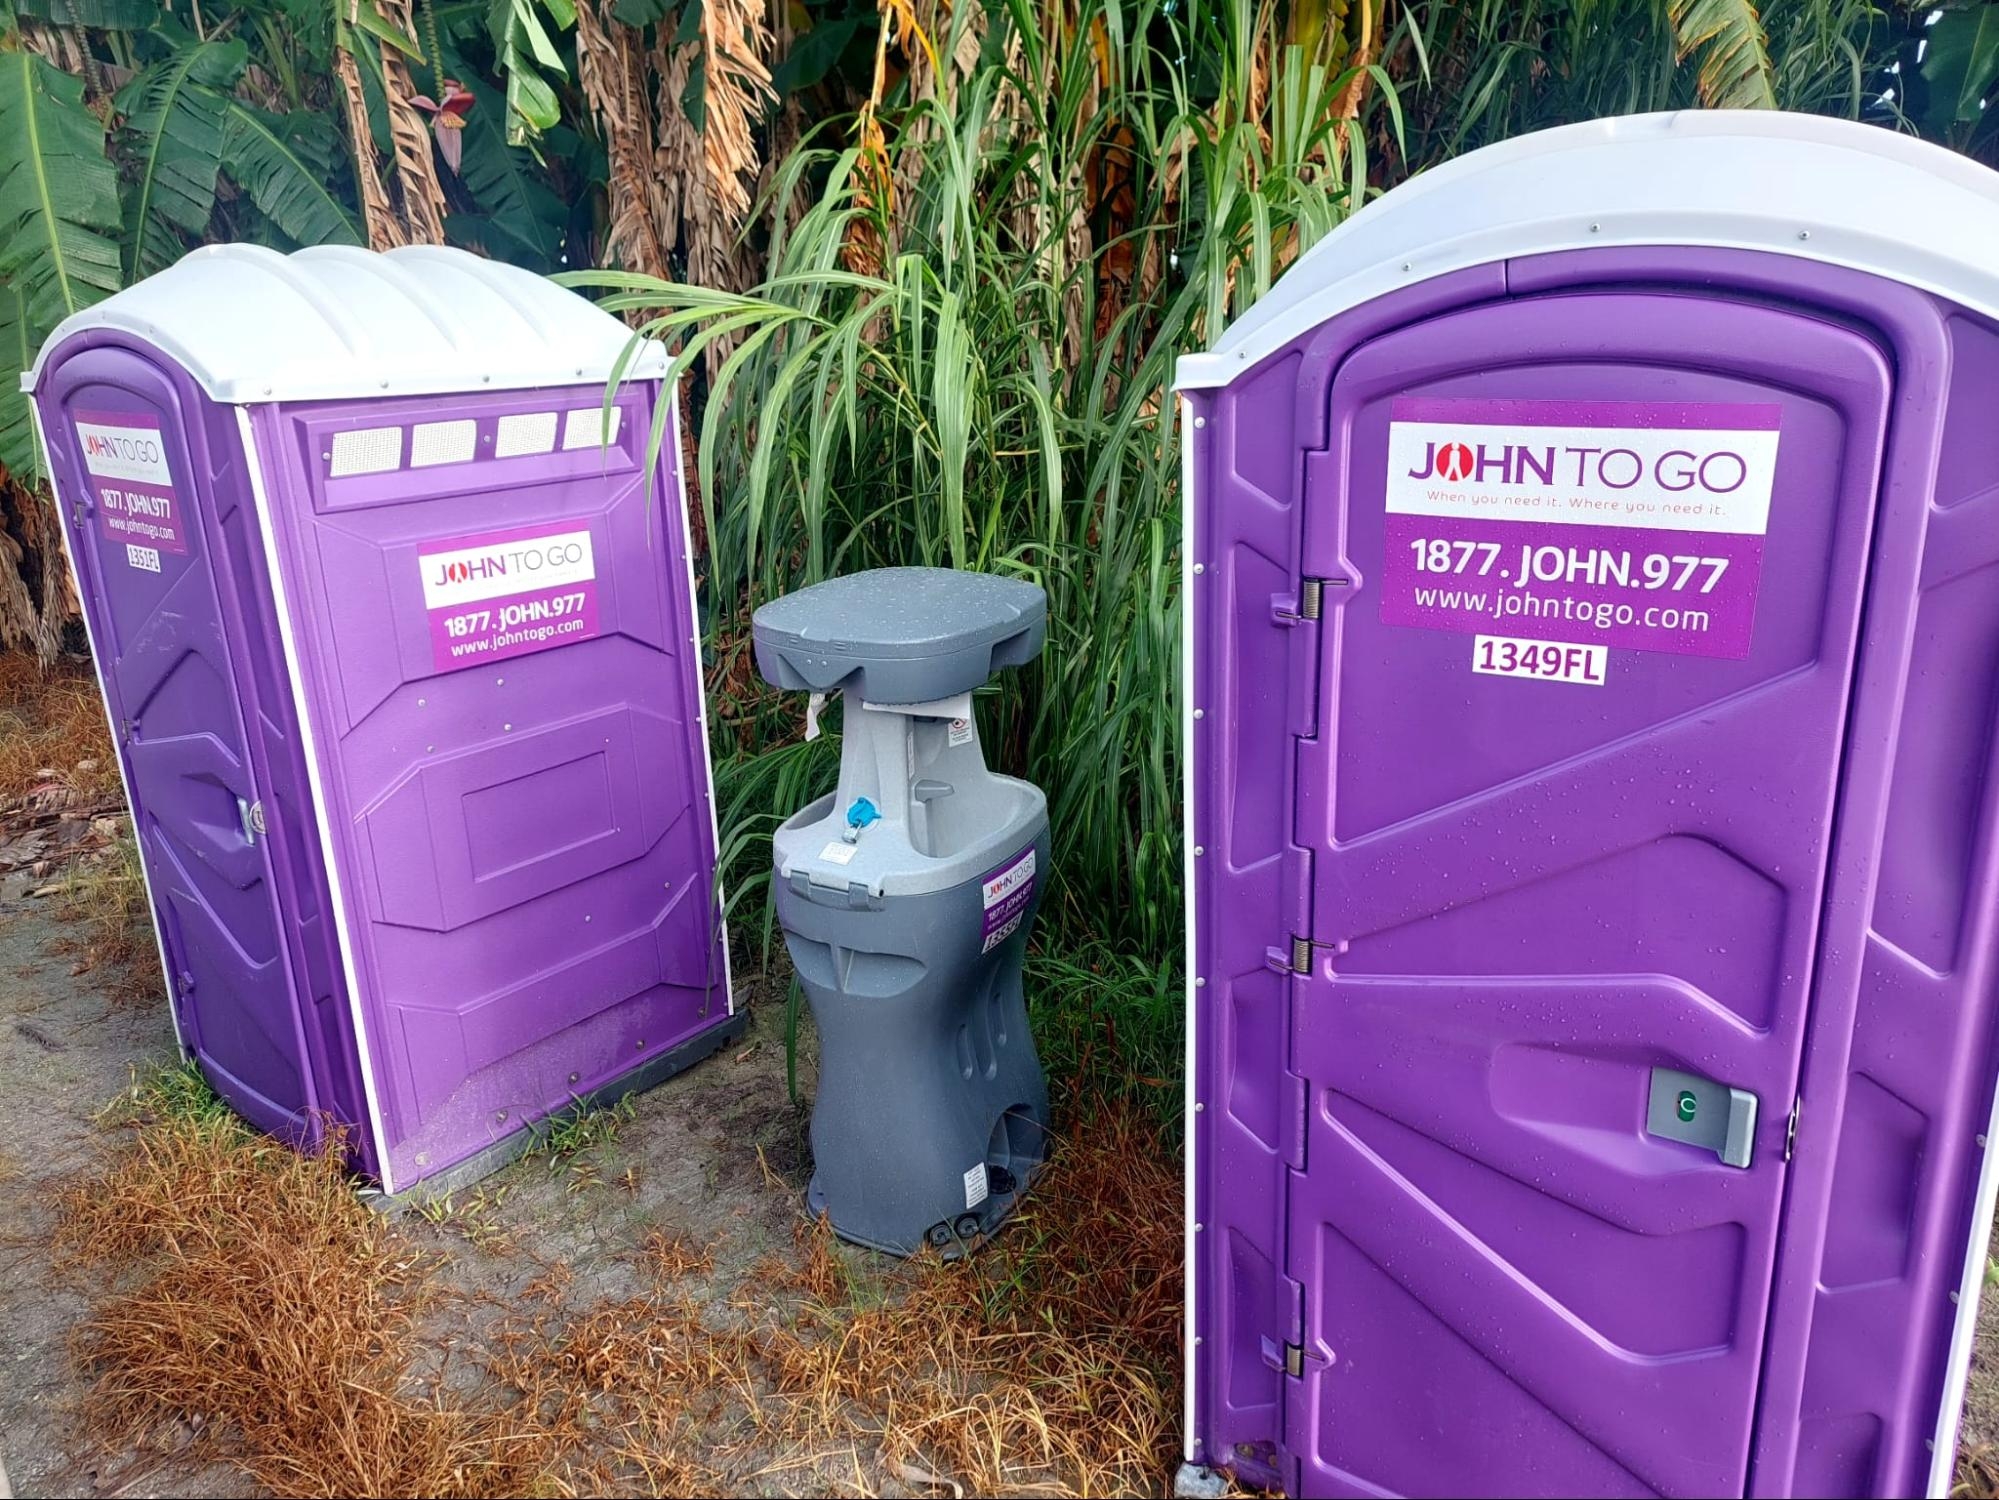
<box><xmin>1676</xmin><ymin>1090</ymin><xmax>1699</xmax><ymax>1123</ymax></box>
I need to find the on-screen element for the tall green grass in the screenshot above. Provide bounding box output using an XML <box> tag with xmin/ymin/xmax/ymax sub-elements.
<box><xmin>567</xmin><ymin>0</ymin><xmax>1393</xmax><ymax>1105</ymax></box>
<box><xmin>570</xmin><ymin>0</ymin><xmax>1897</xmax><ymax>1108</ymax></box>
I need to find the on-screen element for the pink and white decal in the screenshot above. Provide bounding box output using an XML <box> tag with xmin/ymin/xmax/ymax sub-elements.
<box><xmin>1378</xmin><ymin>397</ymin><xmax>1782</xmax><ymax>659</ymax></box>
<box><xmin>418</xmin><ymin>523</ymin><xmax>601</xmax><ymax>671</ymax></box>
<box><xmin>76</xmin><ymin>408</ymin><xmax>189</xmax><ymax>556</ymax></box>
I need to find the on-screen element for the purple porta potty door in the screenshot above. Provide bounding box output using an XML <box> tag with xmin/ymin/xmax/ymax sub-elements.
<box><xmin>27</xmin><ymin>245</ymin><xmax>741</xmax><ymax>1196</ymax></box>
<box><xmin>1183</xmin><ymin>114</ymin><xmax>1999</xmax><ymax>1497</ymax></box>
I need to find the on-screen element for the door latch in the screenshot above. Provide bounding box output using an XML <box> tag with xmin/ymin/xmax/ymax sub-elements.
<box><xmin>1647</xmin><ymin>1067</ymin><xmax>1758</xmax><ymax>1168</ymax></box>
<box><xmin>237</xmin><ymin>796</ymin><xmax>264</xmax><ymax>845</ymax></box>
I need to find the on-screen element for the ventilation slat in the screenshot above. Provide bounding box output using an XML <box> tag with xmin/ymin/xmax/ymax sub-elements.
<box><xmin>328</xmin><ymin>426</ymin><xmax>403</xmax><ymax>477</ymax></box>
<box><xmin>495</xmin><ymin>411</ymin><xmax>558</xmax><ymax>457</ymax></box>
<box><xmin>410</xmin><ymin>419</ymin><xmax>477</xmax><ymax>468</ymax></box>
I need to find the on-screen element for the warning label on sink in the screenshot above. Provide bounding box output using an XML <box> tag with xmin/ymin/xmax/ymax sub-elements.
<box><xmin>1378</xmin><ymin>397</ymin><xmax>1782</xmax><ymax>659</ymax></box>
<box><xmin>76</xmin><ymin>409</ymin><xmax>189</xmax><ymax>557</ymax></box>
<box><xmin>419</xmin><ymin>523</ymin><xmax>600</xmax><ymax>672</ymax></box>
<box><xmin>980</xmin><ymin>846</ymin><xmax>1036</xmax><ymax>954</ymax></box>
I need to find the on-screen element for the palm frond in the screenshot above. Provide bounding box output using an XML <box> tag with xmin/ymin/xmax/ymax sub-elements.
<box><xmin>0</xmin><ymin>50</ymin><xmax>122</xmax><ymax>332</ymax></box>
<box><xmin>221</xmin><ymin>102</ymin><xmax>365</xmax><ymax>249</ymax></box>
<box><xmin>117</xmin><ymin>36</ymin><xmax>250</xmax><ymax>278</ymax></box>
<box><xmin>1669</xmin><ymin>0</ymin><xmax>1779</xmax><ymax>107</ymax></box>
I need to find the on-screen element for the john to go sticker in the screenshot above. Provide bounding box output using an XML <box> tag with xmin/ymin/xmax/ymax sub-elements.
<box><xmin>1380</xmin><ymin>397</ymin><xmax>1782</xmax><ymax>660</ymax></box>
<box><xmin>418</xmin><ymin>523</ymin><xmax>602</xmax><ymax>672</ymax></box>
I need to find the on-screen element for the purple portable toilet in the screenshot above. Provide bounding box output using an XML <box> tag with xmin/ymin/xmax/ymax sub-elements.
<box><xmin>1181</xmin><ymin>113</ymin><xmax>1999</xmax><ymax>1498</ymax></box>
<box><xmin>26</xmin><ymin>244</ymin><xmax>741</xmax><ymax>1198</ymax></box>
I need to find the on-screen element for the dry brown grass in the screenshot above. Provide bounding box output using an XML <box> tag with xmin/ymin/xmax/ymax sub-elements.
<box><xmin>53</xmin><ymin>1081</ymin><xmax>538</xmax><ymax>1498</ymax></box>
<box><xmin>57</xmin><ymin>1068</ymin><xmax>1182</xmax><ymax>1498</ymax></box>
<box><xmin>0</xmin><ymin>653</ymin><xmax>117</xmax><ymax>811</ymax></box>
<box><xmin>744</xmin><ymin>1105</ymin><xmax>1181</xmax><ymax>1497</ymax></box>
<box><xmin>1962</xmin><ymin>1444</ymin><xmax>1999</xmax><ymax>1499</ymax></box>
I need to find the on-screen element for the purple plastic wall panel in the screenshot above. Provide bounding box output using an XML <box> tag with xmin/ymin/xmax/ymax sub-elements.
<box><xmin>1186</xmin><ymin>266</ymin><xmax>1510</xmax><ymax>1490</ymax></box>
<box><xmin>246</xmin><ymin>383</ymin><xmax>728</xmax><ymax>1193</ymax></box>
<box><xmin>37</xmin><ymin>335</ymin><xmax>362</xmax><ymax>1155</ymax></box>
<box><xmin>1191</xmin><ymin>248</ymin><xmax>1999</xmax><ymax>1498</ymax></box>
<box><xmin>1297</xmin><ymin>290</ymin><xmax>1890</xmax><ymax>1499</ymax></box>
<box><xmin>1506</xmin><ymin>249</ymin><xmax>1999</xmax><ymax>1500</ymax></box>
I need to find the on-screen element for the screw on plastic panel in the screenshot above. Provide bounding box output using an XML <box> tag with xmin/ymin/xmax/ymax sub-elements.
<box><xmin>1952</xmin><ymin>1289</ymin><xmax>1961</xmax><ymax>1303</ymax></box>
<box><xmin>1194</xmin><ymin>416</ymin><xmax>1207</xmax><ymax>429</ymax></box>
<box><xmin>636</xmin><ymin>1039</ymin><xmax>646</xmax><ymax>1051</ymax></box>
<box><xmin>504</xmin><ymin>722</ymin><xmax>513</xmax><ymax>731</ymax></box>
<box><xmin>1980</xmin><ymin>1134</ymin><xmax>1989</xmax><ymax>1148</ymax></box>
<box><xmin>1194</xmin><ymin>1102</ymin><xmax>1205</xmax><ymax>1113</ymax></box>
<box><xmin>1195</xmin><ymin>977</ymin><xmax>1207</xmax><ymax>987</ymax></box>
<box><xmin>1193</xmin><ymin>563</ymin><xmax>1205</xmax><ymax>575</ymax></box>
<box><xmin>569</xmin><ymin>1072</ymin><xmax>581</xmax><ymax>1084</ymax></box>
<box><xmin>495</xmin><ymin>1111</ymin><xmax>508</xmax><ymax>1123</ymax></box>
<box><xmin>496</xmin><ymin>677</ymin><xmax>505</xmax><ymax>686</ymax></box>
<box><xmin>1194</xmin><ymin>846</ymin><xmax>1205</xmax><ymax>857</ymax></box>
<box><xmin>426</xmin><ymin>745</ymin><xmax>434</xmax><ymax>753</ymax></box>
<box><xmin>1194</xmin><ymin>1222</ymin><xmax>1204</xmax><ymax>1231</ymax></box>
<box><xmin>1590</xmin><ymin>223</ymin><xmax>1601</xmax><ymax>233</ymax></box>
<box><xmin>417</xmin><ymin>698</ymin><xmax>427</xmax><ymax>707</ymax></box>
<box><xmin>584</xmin><ymin>914</ymin><xmax>592</xmax><ymax>922</ymax></box>
<box><xmin>1400</xmin><ymin>262</ymin><xmax>1412</xmax><ymax>272</ymax></box>
<box><xmin>1799</xmin><ymin>230</ymin><xmax>1811</xmax><ymax>240</ymax></box>
<box><xmin>1193</xmin><ymin>708</ymin><xmax>1205</xmax><ymax>720</ymax></box>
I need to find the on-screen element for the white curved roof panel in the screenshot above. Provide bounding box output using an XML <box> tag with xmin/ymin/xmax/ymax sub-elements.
<box><xmin>1179</xmin><ymin>110</ymin><xmax>1999</xmax><ymax>387</ymax></box>
<box><xmin>25</xmin><ymin>243</ymin><xmax>666</xmax><ymax>402</ymax></box>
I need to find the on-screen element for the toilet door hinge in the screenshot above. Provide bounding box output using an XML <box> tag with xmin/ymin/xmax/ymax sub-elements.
<box><xmin>1289</xmin><ymin>934</ymin><xmax>1312</xmax><ymax>973</ymax></box>
<box><xmin>1274</xmin><ymin>578</ymin><xmax>1329</xmax><ymax>624</ymax></box>
<box><xmin>1785</xmin><ymin>1096</ymin><xmax>1802</xmax><ymax>1161</ymax></box>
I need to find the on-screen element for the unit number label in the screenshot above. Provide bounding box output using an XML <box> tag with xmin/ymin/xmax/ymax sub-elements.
<box><xmin>1472</xmin><ymin>634</ymin><xmax>1607</xmax><ymax>686</ymax></box>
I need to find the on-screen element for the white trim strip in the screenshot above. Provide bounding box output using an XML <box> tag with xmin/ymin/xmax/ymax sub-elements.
<box><xmin>1180</xmin><ymin>393</ymin><xmax>1200</xmax><ymax>1464</ymax></box>
<box><xmin>234</xmin><ymin>407</ymin><xmax>398</xmax><ymax>1192</ymax></box>
<box><xmin>664</xmin><ymin>384</ymin><xmax>734</xmax><ymax>1014</ymax></box>
<box><xmin>30</xmin><ymin>398</ymin><xmax>183</xmax><ymax>1055</ymax></box>
<box><xmin>1929</xmin><ymin>1076</ymin><xmax>1999</xmax><ymax>1493</ymax></box>
<box><xmin>1177</xmin><ymin>113</ymin><xmax>1999</xmax><ymax>388</ymax></box>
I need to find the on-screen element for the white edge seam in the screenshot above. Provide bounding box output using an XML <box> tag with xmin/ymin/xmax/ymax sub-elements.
<box><xmin>1929</xmin><ymin>1075</ymin><xmax>1999</xmax><ymax>1494</ymax></box>
<box><xmin>1174</xmin><ymin>235</ymin><xmax>1999</xmax><ymax>391</ymax></box>
<box><xmin>1180</xmin><ymin>393</ymin><xmax>1200</xmax><ymax>1465</ymax></box>
<box><xmin>666</xmin><ymin>383</ymin><xmax>734</xmax><ymax>1015</ymax></box>
<box><xmin>234</xmin><ymin>406</ymin><xmax>398</xmax><ymax>1194</ymax></box>
<box><xmin>30</xmin><ymin>399</ymin><xmax>183</xmax><ymax>1056</ymax></box>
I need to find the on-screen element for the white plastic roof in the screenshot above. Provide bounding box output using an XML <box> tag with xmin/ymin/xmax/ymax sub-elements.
<box><xmin>25</xmin><ymin>243</ymin><xmax>667</xmax><ymax>403</ymax></box>
<box><xmin>1178</xmin><ymin>110</ymin><xmax>1999</xmax><ymax>387</ymax></box>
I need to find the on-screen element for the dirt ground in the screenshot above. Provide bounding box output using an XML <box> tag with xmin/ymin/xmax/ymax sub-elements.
<box><xmin>0</xmin><ymin>853</ymin><xmax>860</xmax><ymax>1498</ymax></box>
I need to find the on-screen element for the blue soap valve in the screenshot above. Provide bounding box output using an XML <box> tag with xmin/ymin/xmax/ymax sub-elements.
<box><xmin>843</xmin><ymin>796</ymin><xmax>881</xmax><ymax>843</ymax></box>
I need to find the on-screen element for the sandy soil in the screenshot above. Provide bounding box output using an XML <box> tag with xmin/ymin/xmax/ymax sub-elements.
<box><xmin>0</xmin><ymin>853</ymin><xmax>838</xmax><ymax>1498</ymax></box>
